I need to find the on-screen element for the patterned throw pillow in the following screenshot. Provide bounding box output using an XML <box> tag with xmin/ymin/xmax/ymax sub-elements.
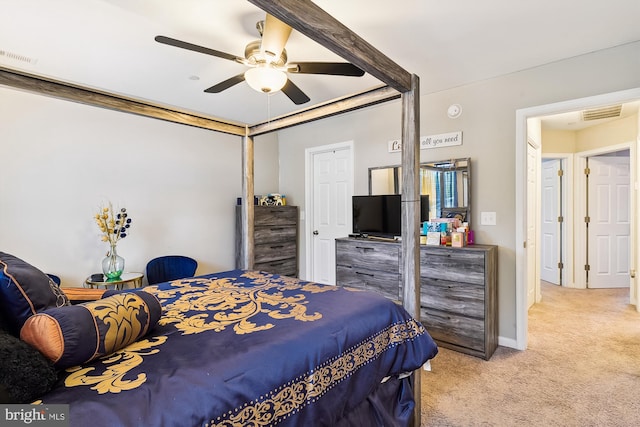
<box><xmin>0</xmin><ymin>252</ymin><xmax>70</xmax><ymax>336</ymax></box>
<box><xmin>20</xmin><ymin>291</ymin><xmax>162</xmax><ymax>369</ymax></box>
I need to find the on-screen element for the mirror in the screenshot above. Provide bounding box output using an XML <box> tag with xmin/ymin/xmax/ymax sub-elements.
<box><xmin>369</xmin><ymin>158</ymin><xmax>471</xmax><ymax>225</ymax></box>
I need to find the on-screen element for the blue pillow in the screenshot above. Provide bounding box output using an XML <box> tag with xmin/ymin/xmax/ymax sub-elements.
<box><xmin>20</xmin><ymin>291</ymin><xmax>161</xmax><ymax>369</ymax></box>
<box><xmin>0</xmin><ymin>252</ymin><xmax>70</xmax><ymax>335</ymax></box>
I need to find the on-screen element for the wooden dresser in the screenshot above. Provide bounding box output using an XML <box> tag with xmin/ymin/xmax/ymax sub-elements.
<box><xmin>419</xmin><ymin>244</ymin><xmax>498</xmax><ymax>360</ymax></box>
<box><xmin>236</xmin><ymin>205</ymin><xmax>298</xmax><ymax>277</ymax></box>
<box><xmin>334</xmin><ymin>238</ymin><xmax>401</xmax><ymax>300</ymax></box>
<box><xmin>335</xmin><ymin>237</ymin><xmax>498</xmax><ymax>360</ymax></box>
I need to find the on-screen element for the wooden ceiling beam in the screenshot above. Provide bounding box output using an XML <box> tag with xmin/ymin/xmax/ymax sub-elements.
<box><xmin>249</xmin><ymin>85</ymin><xmax>400</xmax><ymax>136</ymax></box>
<box><xmin>0</xmin><ymin>67</ymin><xmax>246</xmax><ymax>137</ymax></box>
<box><xmin>248</xmin><ymin>0</ymin><xmax>413</xmax><ymax>93</ymax></box>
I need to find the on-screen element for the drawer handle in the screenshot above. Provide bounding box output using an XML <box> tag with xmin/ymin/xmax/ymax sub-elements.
<box><xmin>355</xmin><ymin>271</ymin><xmax>374</xmax><ymax>277</ymax></box>
<box><xmin>428</xmin><ymin>312</ymin><xmax>451</xmax><ymax>321</ymax></box>
<box><xmin>355</xmin><ymin>246</ymin><xmax>374</xmax><ymax>251</ymax></box>
<box><xmin>270</xmin><ymin>245</ymin><xmax>285</xmax><ymax>249</ymax></box>
<box><xmin>270</xmin><ymin>227</ymin><xmax>287</xmax><ymax>232</ymax></box>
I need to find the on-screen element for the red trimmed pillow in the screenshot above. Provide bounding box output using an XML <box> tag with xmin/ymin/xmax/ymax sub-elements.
<box><xmin>0</xmin><ymin>252</ymin><xmax>70</xmax><ymax>335</ymax></box>
<box><xmin>20</xmin><ymin>291</ymin><xmax>161</xmax><ymax>369</ymax></box>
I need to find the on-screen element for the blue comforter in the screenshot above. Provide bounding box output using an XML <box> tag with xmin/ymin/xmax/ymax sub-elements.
<box><xmin>40</xmin><ymin>270</ymin><xmax>438</xmax><ymax>426</ymax></box>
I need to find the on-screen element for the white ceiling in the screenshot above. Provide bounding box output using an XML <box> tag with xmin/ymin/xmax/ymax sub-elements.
<box><xmin>1</xmin><ymin>0</ymin><xmax>639</xmax><ymax>127</ymax></box>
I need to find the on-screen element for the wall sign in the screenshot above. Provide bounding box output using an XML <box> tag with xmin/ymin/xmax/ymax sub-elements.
<box><xmin>388</xmin><ymin>131</ymin><xmax>462</xmax><ymax>152</ymax></box>
<box><xmin>388</xmin><ymin>140</ymin><xmax>402</xmax><ymax>152</ymax></box>
<box><xmin>421</xmin><ymin>131</ymin><xmax>462</xmax><ymax>149</ymax></box>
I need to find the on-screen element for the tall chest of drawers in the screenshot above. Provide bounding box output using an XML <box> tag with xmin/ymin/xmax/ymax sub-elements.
<box><xmin>235</xmin><ymin>205</ymin><xmax>298</xmax><ymax>277</ymax></box>
<box><xmin>419</xmin><ymin>244</ymin><xmax>498</xmax><ymax>360</ymax></box>
<box><xmin>335</xmin><ymin>237</ymin><xmax>498</xmax><ymax>360</ymax></box>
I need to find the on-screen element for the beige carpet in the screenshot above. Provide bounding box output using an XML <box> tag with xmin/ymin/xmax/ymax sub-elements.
<box><xmin>420</xmin><ymin>282</ymin><xmax>640</xmax><ymax>426</ymax></box>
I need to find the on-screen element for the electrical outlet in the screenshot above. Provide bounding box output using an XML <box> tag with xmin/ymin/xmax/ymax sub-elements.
<box><xmin>480</xmin><ymin>211</ymin><xmax>496</xmax><ymax>225</ymax></box>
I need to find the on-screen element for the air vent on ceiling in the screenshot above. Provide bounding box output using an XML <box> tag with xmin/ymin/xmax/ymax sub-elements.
<box><xmin>0</xmin><ymin>49</ymin><xmax>37</xmax><ymax>64</ymax></box>
<box><xmin>582</xmin><ymin>105</ymin><xmax>622</xmax><ymax>121</ymax></box>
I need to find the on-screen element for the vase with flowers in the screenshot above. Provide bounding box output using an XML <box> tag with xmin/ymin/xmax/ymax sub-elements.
<box><xmin>95</xmin><ymin>203</ymin><xmax>132</xmax><ymax>280</ymax></box>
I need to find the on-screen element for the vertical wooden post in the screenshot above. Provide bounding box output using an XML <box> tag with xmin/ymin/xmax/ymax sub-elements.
<box><xmin>241</xmin><ymin>129</ymin><xmax>255</xmax><ymax>270</ymax></box>
<box><xmin>401</xmin><ymin>74</ymin><xmax>421</xmax><ymax>427</ymax></box>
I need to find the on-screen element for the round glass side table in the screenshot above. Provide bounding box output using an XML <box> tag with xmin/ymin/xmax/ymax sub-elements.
<box><xmin>85</xmin><ymin>272</ymin><xmax>144</xmax><ymax>290</ymax></box>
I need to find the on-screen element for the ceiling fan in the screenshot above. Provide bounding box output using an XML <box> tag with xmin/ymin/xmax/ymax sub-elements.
<box><xmin>155</xmin><ymin>14</ymin><xmax>365</xmax><ymax>105</ymax></box>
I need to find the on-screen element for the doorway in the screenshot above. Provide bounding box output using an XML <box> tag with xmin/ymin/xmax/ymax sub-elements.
<box><xmin>515</xmin><ymin>87</ymin><xmax>640</xmax><ymax>350</ymax></box>
<box><xmin>539</xmin><ymin>153</ymin><xmax>575</xmax><ymax>294</ymax></box>
<box><xmin>584</xmin><ymin>149</ymin><xmax>631</xmax><ymax>289</ymax></box>
<box><xmin>539</xmin><ymin>150</ymin><xmax>631</xmax><ymax>292</ymax></box>
<box><xmin>540</xmin><ymin>158</ymin><xmax>564</xmax><ymax>286</ymax></box>
<box><xmin>304</xmin><ymin>141</ymin><xmax>354</xmax><ymax>285</ymax></box>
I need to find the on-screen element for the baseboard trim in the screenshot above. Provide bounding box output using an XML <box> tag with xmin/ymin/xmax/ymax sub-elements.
<box><xmin>498</xmin><ymin>335</ymin><xmax>520</xmax><ymax>350</ymax></box>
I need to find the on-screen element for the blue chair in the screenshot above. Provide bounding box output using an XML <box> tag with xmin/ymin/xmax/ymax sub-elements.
<box><xmin>46</xmin><ymin>274</ymin><xmax>61</xmax><ymax>286</ymax></box>
<box><xmin>145</xmin><ymin>255</ymin><xmax>198</xmax><ymax>285</ymax></box>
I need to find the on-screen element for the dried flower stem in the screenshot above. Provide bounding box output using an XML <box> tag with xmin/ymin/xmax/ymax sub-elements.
<box><xmin>95</xmin><ymin>202</ymin><xmax>132</xmax><ymax>247</ymax></box>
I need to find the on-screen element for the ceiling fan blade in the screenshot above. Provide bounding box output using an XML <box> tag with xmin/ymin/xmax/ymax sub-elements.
<box><xmin>155</xmin><ymin>35</ymin><xmax>244</xmax><ymax>63</ymax></box>
<box><xmin>260</xmin><ymin>14</ymin><xmax>292</xmax><ymax>60</ymax></box>
<box><xmin>204</xmin><ymin>74</ymin><xmax>246</xmax><ymax>93</ymax></box>
<box><xmin>281</xmin><ymin>79</ymin><xmax>310</xmax><ymax>105</ymax></box>
<box><xmin>288</xmin><ymin>62</ymin><xmax>365</xmax><ymax>77</ymax></box>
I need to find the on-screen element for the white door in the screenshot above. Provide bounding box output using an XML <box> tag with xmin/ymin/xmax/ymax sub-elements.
<box><xmin>527</xmin><ymin>142</ymin><xmax>538</xmax><ymax>308</ymax></box>
<box><xmin>309</xmin><ymin>144</ymin><xmax>353</xmax><ymax>285</ymax></box>
<box><xmin>588</xmin><ymin>155</ymin><xmax>630</xmax><ymax>289</ymax></box>
<box><xmin>540</xmin><ymin>159</ymin><xmax>561</xmax><ymax>285</ymax></box>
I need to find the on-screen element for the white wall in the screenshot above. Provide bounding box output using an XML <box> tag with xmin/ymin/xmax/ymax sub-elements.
<box><xmin>277</xmin><ymin>40</ymin><xmax>640</xmax><ymax>344</ymax></box>
<box><xmin>543</xmin><ymin>115</ymin><xmax>637</xmax><ymax>154</ymax></box>
<box><xmin>0</xmin><ymin>87</ymin><xmax>279</xmax><ymax>286</ymax></box>
<box><xmin>576</xmin><ymin>115</ymin><xmax>638</xmax><ymax>151</ymax></box>
<box><xmin>542</xmin><ymin>129</ymin><xmax>577</xmax><ymax>153</ymax></box>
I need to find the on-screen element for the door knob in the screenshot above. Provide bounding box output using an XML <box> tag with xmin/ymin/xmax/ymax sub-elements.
<box><xmin>313</xmin><ymin>230</ymin><xmax>319</xmax><ymax>235</ymax></box>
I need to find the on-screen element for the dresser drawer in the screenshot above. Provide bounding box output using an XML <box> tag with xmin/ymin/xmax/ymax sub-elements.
<box><xmin>254</xmin><ymin>207</ymin><xmax>298</xmax><ymax>227</ymax></box>
<box><xmin>336</xmin><ymin>265</ymin><xmax>400</xmax><ymax>300</ymax></box>
<box><xmin>420</xmin><ymin>307</ymin><xmax>485</xmax><ymax>353</ymax></box>
<box><xmin>255</xmin><ymin>258</ymin><xmax>297</xmax><ymax>277</ymax></box>
<box><xmin>420</xmin><ymin>248</ymin><xmax>486</xmax><ymax>285</ymax></box>
<box><xmin>336</xmin><ymin>240</ymin><xmax>399</xmax><ymax>273</ymax></box>
<box><xmin>254</xmin><ymin>242</ymin><xmax>297</xmax><ymax>264</ymax></box>
<box><xmin>255</xmin><ymin>226</ymin><xmax>297</xmax><ymax>245</ymax></box>
<box><xmin>420</xmin><ymin>277</ymin><xmax>484</xmax><ymax>318</ymax></box>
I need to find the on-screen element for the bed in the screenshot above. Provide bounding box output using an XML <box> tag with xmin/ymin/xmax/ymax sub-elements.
<box><xmin>7</xmin><ymin>267</ymin><xmax>437</xmax><ymax>426</ymax></box>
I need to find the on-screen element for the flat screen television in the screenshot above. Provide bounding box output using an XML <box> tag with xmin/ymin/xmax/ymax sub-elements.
<box><xmin>352</xmin><ymin>195</ymin><xmax>401</xmax><ymax>237</ymax></box>
<box><xmin>352</xmin><ymin>194</ymin><xmax>429</xmax><ymax>238</ymax></box>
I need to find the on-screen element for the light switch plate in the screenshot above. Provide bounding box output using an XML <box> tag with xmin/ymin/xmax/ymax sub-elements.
<box><xmin>480</xmin><ymin>211</ymin><xmax>496</xmax><ymax>225</ymax></box>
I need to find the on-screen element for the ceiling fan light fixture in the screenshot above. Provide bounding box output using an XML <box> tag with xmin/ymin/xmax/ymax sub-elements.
<box><xmin>244</xmin><ymin>66</ymin><xmax>287</xmax><ymax>94</ymax></box>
